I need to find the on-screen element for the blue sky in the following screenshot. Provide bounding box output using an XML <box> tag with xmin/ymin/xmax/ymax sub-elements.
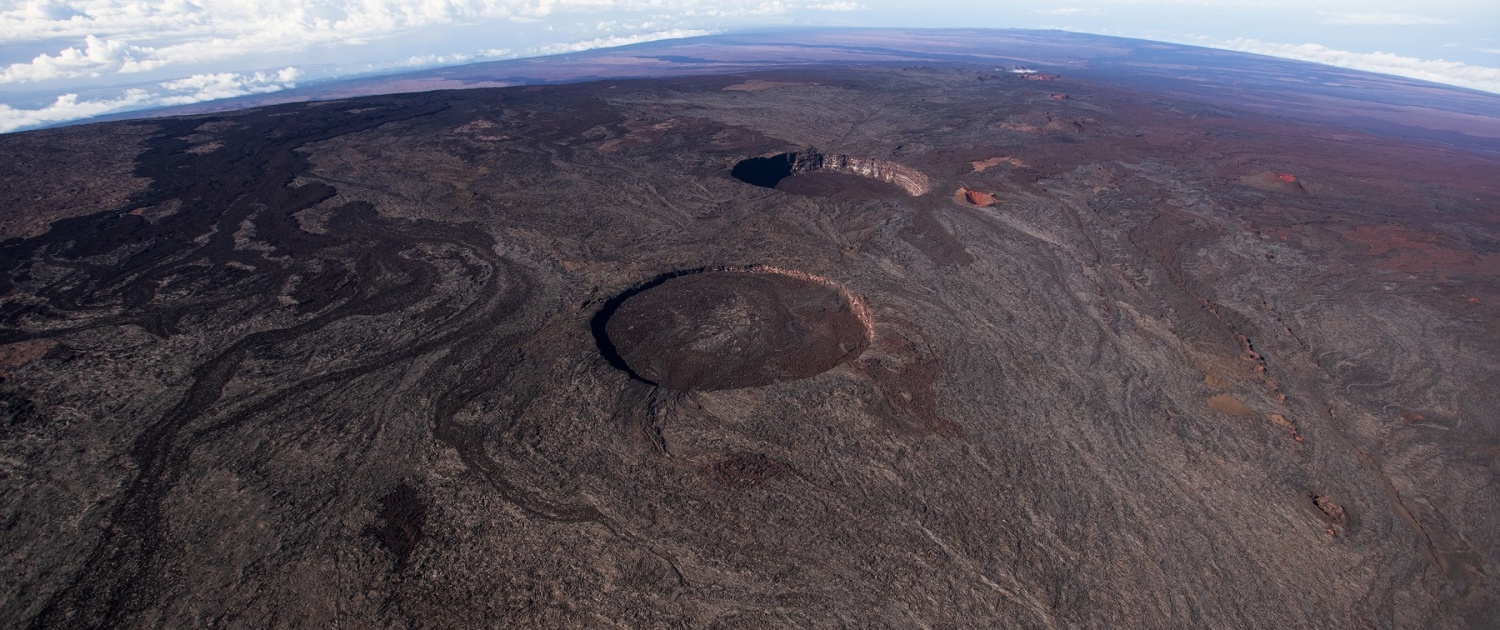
<box><xmin>1</xmin><ymin>0</ymin><xmax>1497</xmax><ymax>132</ymax></box>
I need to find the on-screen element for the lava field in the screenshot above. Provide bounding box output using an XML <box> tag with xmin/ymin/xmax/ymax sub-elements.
<box><xmin>1</xmin><ymin>30</ymin><xmax>1498</xmax><ymax>628</ymax></box>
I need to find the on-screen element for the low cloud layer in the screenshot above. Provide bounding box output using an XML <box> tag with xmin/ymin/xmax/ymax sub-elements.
<box><xmin>0</xmin><ymin>0</ymin><xmax>840</xmax><ymax>131</ymax></box>
<box><xmin>530</xmin><ymin>28</ymin><xmax>713</xmax><ymax>55</ymax></box>
<box><xmin>0</xmin><ymin>67</ymin><xmax>299</xmax><ymax>132</ymax></box>
<box><xmin>1223</xmin><ymin>38</ymin><xmax>1500</xmax><ymax>94</ymax></box>
<box><xmin>0</xmin><ymin>22</ymin><xmax>719</xmax><ymax>133</ymax></box>
<box><xmin>1</xmin><ymin>34</ymin><xmax>163</xmax><ymax>82</ymax></box>
<box><xmin>0</xmin><ymin>0</ymin><xmax>808</xmax><ymax>82</ymax></box>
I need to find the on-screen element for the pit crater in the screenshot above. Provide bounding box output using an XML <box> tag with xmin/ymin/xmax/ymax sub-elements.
<box><xmin>596</xmin><ymin>267</ymin><xmax>872</xmax><ymax>391</ymax></box>
<box><xmin>731</xmin><ymin>150</ymin><xmax>931</xmax><ymax>198</ymax></box>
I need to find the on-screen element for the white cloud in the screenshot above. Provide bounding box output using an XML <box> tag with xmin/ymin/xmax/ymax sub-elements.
<box><xmin>401</xmin><ymin>51</ymin><xmax>478</xmax><ymax>67</ymax></box>
<box><xmin>396</xmin><ymin>48</ymin><xmax>514</xmax><ymax>68</ymax></box>
<box><xmin>0</xmin><ymin>1</ymin><xmax>773</xmax><ymax>46</ymax></box>
<box><xmin>806</xmin><ymin>2</ymin><xmax>861</xmax><ymax>10</ymax></box>
<box><xmin>0</xmin><ymin>90</ymin><xmax>153</xmax><ymax>132</ymax></box>
<box><xmin>0</xmin><ymin>1</ymin><xmax>810</xmax><ymax>82</ymax></box>
<box><xmin>19</xmin><ymin>0</ymin><xmax>88</xmax><ymax>21</ymax></box>
<box><xmin>1221</xmin><ymin>38</ymin><xmax>1500</xmax><ymax>94</ymax></box>
<box><xmin>156</xmin><ymin>67</ymin><xmax>300</xmax><ymax>104</ymax></box>
<box><xmin>0</xmin><ymin>66</ymin><xmax>300</xmax><ymax>132</ymax></box>
<box><xmin>1319</xmin><ymin>12</ymin><xmax>1456</xmax><ymax>26</ymax></box>
<box><xmin>531</xmin><ymin>28</ymin><xmax>713</xmax><ymax>55</ymax></box>
<box><xmin>0</xmin><ymin>21</ymin><xmax>720</xmax><ymax>132</ymax></box>
<box><xmin>1</xmin><ymin>34</ymin><xmax>163</xmax><ymax>82</ymax></box>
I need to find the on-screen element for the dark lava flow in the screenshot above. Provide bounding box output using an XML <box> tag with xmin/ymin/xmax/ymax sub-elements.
<box><xmin>3</xmin><ymin>92</ymin><xmax>618</xmax><ymax>628</ymax></box>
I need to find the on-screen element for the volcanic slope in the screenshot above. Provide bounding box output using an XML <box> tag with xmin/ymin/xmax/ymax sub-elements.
<box><xmin>1</xmin><ymin>63</ymin><xmax>1498</xmax><ymax>628</ymax></box>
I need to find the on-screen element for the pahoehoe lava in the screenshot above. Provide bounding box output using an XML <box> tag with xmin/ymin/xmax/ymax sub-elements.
<box><xmin>600</xmin><ymin>269</ymin><xmax>870</xmax><ymax>391</ymax></box>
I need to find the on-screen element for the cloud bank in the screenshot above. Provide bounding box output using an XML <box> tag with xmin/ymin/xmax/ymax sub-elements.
<box><xmin>1</xmin><ymin>34</ymin><xmax>164</xmax><ymax>82</ymax></box>
<box><xmin>0</xmin><ymin>22</ymin><xmax>715</xmax><ymax>133</ymax></box>
<box><xmin>0</xmin><ymin>0</ymin><xmax>843</xmax><ymax>131</ymax></box>
<box><xmin>1223</xmin><ymin>38</ymin><xmax>1500</xmax><ymax>94</ymax></box>
<box><xmin>6</xmin><ymin>2</ymin><xmax>527</xmax><ymax>83</ymax></box>
<box><xmin>531</xmin><ymin>28</ymin><xmax>713</xmax><ymax>55</ymax></box>
<box><xmin>0</xmin><ymin>67</ymin><xmax>300</xmax><ymax>132</ymax></box>
<box><xmin>0</xmin><ymin>0</ymin><xmax>811</xmax><ymax>85</ymax></box>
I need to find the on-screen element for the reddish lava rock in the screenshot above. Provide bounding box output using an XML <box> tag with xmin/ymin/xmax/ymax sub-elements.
<box><xmin>954</xmin><ymin>186</ymin><xmax>998</xmax><ymax>207</ymax></box>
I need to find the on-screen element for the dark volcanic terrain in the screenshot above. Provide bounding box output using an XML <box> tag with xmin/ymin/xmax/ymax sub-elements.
<box><xmin>1</xmin><ymin>30</ymin><xmax>1499</xmax><ymax>628</ymax></box>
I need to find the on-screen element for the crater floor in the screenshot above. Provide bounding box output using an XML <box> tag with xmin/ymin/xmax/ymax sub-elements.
<box><xmin>602</xmin><ymin>269</ymin><xmax>869</xmax><ymax>391</ymax></box>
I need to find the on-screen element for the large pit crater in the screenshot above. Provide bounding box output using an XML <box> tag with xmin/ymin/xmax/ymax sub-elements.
<box><xmin>595</xmin><ymin>267</ymin><xmax>872</xmax><ymax>391</ymax></box>
<box><xmin>731</xmin><ymin>150</ymin><xmax>931</xmax><ymax>199</ymax></box>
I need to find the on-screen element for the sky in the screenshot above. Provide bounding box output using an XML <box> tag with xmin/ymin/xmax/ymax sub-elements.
<box><xmin>1</xmin><ymin>0</ymin><xmax>1498</xmax><ymax>133</ymax></box>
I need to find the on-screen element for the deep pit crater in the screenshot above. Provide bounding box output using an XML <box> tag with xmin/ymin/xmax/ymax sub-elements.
<box><xmin>731</xmin><ymin>150</ymin><xmax>931</xmax><ymax>198</ymax></box>
<box><xmin>598</xmin><ymin>268</ymin><xmax>872</xmax><ymax>391</ymax></box>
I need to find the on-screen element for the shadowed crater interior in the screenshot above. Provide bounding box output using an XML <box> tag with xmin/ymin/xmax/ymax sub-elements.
<box><xmin>600</xmin><ymin>269</ymin><xmax>870</xmax><ymax>391</ymax></box>
<box><xmin>731</xmin><ymin>150</ymin><xmax>931</xmax><ymax>199</ymax></box>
